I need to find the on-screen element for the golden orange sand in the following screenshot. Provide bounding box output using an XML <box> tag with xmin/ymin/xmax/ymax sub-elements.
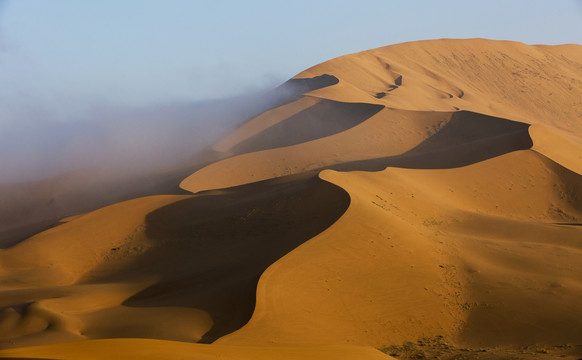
<box><xmin>2</xmin><ymin>39</ymin><xmax>582</xmax><ymax>359</ymax></box>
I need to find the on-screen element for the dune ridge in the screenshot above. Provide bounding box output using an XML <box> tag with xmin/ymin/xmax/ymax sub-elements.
<box><xmin>0</xmin><ymin>174</ymin><xmax>349</xmax><ymax>350</ymax></box>
<box><xmin>300</xmin><ymin>39</ymin><xmax>582</xmax><ymax>134</ymax></box>
<box><xmin>216</xmin><ymin>150</ymin><xmax>582</xmax><ymax>348</ymax></box>
<box><xmin>181</xmin><ymin>39</ymin><xmax>582</xmax><ymax>194</ymax></box>
<box><xmin>2</xmin><ymin>39</ymin><xmax>582</xmax><ymax>359</ymax></box>
<box><xmin>180</xmin><ymin>109</ymin><xmax>535</xmax><ymax>192</ymax></box>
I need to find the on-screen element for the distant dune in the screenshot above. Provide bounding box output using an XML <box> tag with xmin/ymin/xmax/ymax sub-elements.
<box><xmin>2</xmin><ymin>39</ymin><xmax>582</xmax><ymax>360</ymax></box>
<box><xmin>181</xmin><ymin>39</ymin><xmax>582</xmax><ymax>192</ymax></box>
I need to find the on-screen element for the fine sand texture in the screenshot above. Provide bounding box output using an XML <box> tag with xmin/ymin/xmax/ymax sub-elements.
<box><xmin>2</xmin><ymin>39</ymin><xmax>582</xmax><ymax>359</ymax></box>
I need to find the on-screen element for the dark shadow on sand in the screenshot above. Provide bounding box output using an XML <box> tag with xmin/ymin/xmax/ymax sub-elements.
<box><xmin>319</xmin><ymin>111</ymin><xmax>533</xmax><ymax>172</ymax></box>
<box><xmin>231</xmin><ymin>100</ymin><xmax>384</xmax><ymax>154</ymax></box>
<box><xmin>276</xmin><ymin>74</ymin><xmax>339</xmax><ymax>100</ymax></box>
<box><xmin>121</xmin><ymin>175</ymin><xmax>350</xmax><ymax>343</ymax></box>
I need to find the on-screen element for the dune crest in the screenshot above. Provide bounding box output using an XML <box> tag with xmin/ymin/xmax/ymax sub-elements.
<box><xmin>182</xmin><ymin>40</ymin><xmax>582</xmax><ymax>193</ymax></box>
<box><xmin>300</xmin><ymin>39</ymin><xmax>582</xmax><ymax>135</ymax></box>
<box><xmin>217</xmin><ymin>150</ymin><xmax>582</xmax><ymax>348</ymax></box>
<box><xmin>2</xmin><ymin>39</ymin><xmax>582</xmax><ymax>359</ymax></box>
<box><xmin>0</xmin><ymin>174</ymin><xmax>349</xmax><ymax>349</ymax></box>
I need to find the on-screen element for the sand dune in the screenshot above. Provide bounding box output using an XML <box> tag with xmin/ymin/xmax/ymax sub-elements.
<box><xmin>0</xmin><ymin>164</ymin><xmax>193</xmax><ymax>249</ymax></box>
<box><xmin>2</xmin><ymin>39</ymin><xmax>582</xmax><ymax>359</ymax></box>
<box><xmin>0</xmin><ymin>174</ymin><xmax>348</xmax><ymax>350</ymax></box>
<box><xmin>181</xmin><ymin>108</ymin><xmax>452</xmax><ymax>192</ymax></box>
<box><xmin>216</xmin><ymin>150</ymin><xmax>582</xmax><ymax>348</ymax></box>
<box><xmin>182</xmin><ymin>40</ymin><xmax>582</xmax><ymax>194</ymax></box>
<box><xmin>300</xmin><ymin>39</ymin><xmax>582</xmax><ymax>135</ymax></box>
<box><xmin>180</xmin><ymin>109</ymin><xmax>535</xmax><ymax>192</ymax></box>
<box><xmin>529</xmin><ymin>123</ymin><xmax>582</xmax><ymax>176</ymax></box>
<box><xmin>0</xmin><ymin>339</ymin><xmax>390</xmax><ymax>360</ymax></box>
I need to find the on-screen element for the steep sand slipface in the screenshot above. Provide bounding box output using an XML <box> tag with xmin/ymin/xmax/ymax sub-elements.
<box><xmin>182</xmin><ymin>40</ymin><xmax>582</xmax><ymax>193</ymax></box>
<box><xmin>217</xmin><ymin>150</ymin><xmax>582</xmax><ymax>348</ymax></box>
<box><xmin>529</xmin><ymin>124</ymin><xmax>582</xmax><ymax>176</ymax></box>
<box><xmin>0</xmin><ymin>174</ymin><xmax>350</xmax><ymax>350</ymax></box>
<box><xmin>300</xmin><ymin>39</ymin><xmax>582</xmax><ymax>136</ymax></box>
<box><xmin>213</xmin><ymin>96</ymin><xmax>322</xmax><ymax>153</ymax></box>
<box><xmin>0</xmin><ymin>196</ymin><xmax>215</xmax><ymax>347</ymax></box>
<box><xmin>1</xmin><ymin>39</ymin><xmax>582</xmax><ymax>359</ymax></box>
<box><xmin>0</xmin><ymin>195</ymin><xmax>182</xmax><ymax>287</ymax></box>
<box><xmin>181</xmin><ymin>108</ymin><xmax>449</xmax><ymax>192</ymax></box>
<box><xmin>180</xmin><ymin>109</ymin><xmax>534</xmax><ymax>192</ymax></box>
<box><xmin>0</xmin><ymin>158</ymin><xmax>197</xmax><ymax>249</ymax></box>
<box><xmin>182</xmin><ymin>100</ymin><xmax>412</xmax><ymax>192</ymax></box>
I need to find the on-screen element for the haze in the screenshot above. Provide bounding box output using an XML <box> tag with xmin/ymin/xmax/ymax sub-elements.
<box><xmin>1</xmin><ymin>0</ymin><xmax>581</xmax><ymax>182</ymax></box>
<box><xmin>0</xmin><ymin>1</ymin><xmax>582</xmax><ymax>359</ymax></box>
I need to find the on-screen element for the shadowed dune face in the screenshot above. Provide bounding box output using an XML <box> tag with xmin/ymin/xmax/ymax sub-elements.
<box><xmin>0</xmin><ymin>75</ymin><xmax>341</xmax><ymax>249</ymax></box>
<box><xmin>529</xmin><ymin>123</ymin><xmax>582</xmax><ymax>176</ymax></box>
<box><xmin>179</xmin><ymin>40</ymin><xmax>582</xmax><ymax>195</ymax></box>
<box><xmin>277</xmin><ymin>74</ymin><xmax>339</xmax><ymax>100</ymax></box>
<box><xmin>230</xmin><ymin>100</ymin><xmax>384</xmax><ymax>154</ymax></box>
<box><xmin>121</xmin><ymin>175</ymin><xmax>349</xmax><ymax>343</ymax></box>
<box><xmin>2</xmin><ymin>39</ymin><xmax>582</xmax><ymax>360</ymax></box>
<box><xmin>181</xmin><ymin>109</ymin><xmax>533</xmax><ymax>192</ymax></box>
<box><xmin>0</xmin><ymin>175</ymin><xmax>349</xmax><ymax>348</ymax></box>
<box><xmin>216</xmin><ymin>151</ymin><xmax>582</xmax><ymax>349</ymax></box>
<box><xmin>326</xmin><ymin>111</ymin><xmax>533</xmax><ymax>172</ymax></box>
<box><xmin>0</xmin><ymin>168</ymin><xmax>193</xmax><ymax>249</ymax></box>
<box><xmin>298</xmin><ymin>39</ymin><xmax>582</xmax><ymax>137</ymax></box>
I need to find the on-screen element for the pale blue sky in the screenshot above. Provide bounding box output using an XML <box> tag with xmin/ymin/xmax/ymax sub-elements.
<box><xmin>1</xmin><ymin>0</ymin><xmax>582</xmax><ymax>123</ymax></box>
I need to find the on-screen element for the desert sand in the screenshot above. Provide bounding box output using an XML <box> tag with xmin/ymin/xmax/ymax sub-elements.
<box><xmin>1</xmin><ymin>39</ymin><xmax>582</xmax><ymax>359</ymax></box>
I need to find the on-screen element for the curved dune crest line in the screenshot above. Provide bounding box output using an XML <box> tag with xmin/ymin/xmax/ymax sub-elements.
<box><xmin>228</xmin><ymin>100</ymin><xmax>384</xmax><ymax>155</ymax></box>
<box><xmin>325</xmin><ymin>111</ymin><xmax>533</xmax><ymax>172</ymax></box>
<box><xmin>529</xmin><ymin>123</ymin><xmax>582</xmax><ymax>176</ymax></box>
<box><xmin>180</xmin><ymin>105</ymin><xmax>426</xmax><ymax>193</ymax></box>
<box><xmin>180</xmin><ymin>109</ymin><xmax>455</xmax><ymax>192</ymax></box>
<box><xmin>0</xmin><ymin>196</ymin><xmax>216</xmax><ymax>348</ymax></box>
<box><xmin>181</xmin><ymin>40</ymin><xmax>582</xmax><ymax>193</ymax></box>
<box><xmin>213</xmin><ymin>96</ymin><xmax>384</xmax><ymax>159</ymax></box>
<box><xmin>0</xmin><ymin>195</ymin><xmax>184</xmax><ymax>287</ymax></box>
<box><xmin>181</xmin><ymin>110</ymin><xmax>533</xmax><ymax>193</ymax></box>
<box><xmin>213</xmin><ymin>96</ymin><xmax>322</xmax><ymax>153</ymax></box>
<box><xmin>276</xmin><ymin>73</ymin><xmax>339</xmax><ymax>101</ymax></box>
<box><xmin>297</xmin><ymin>39</ymin><xmax>582</xmax><ymax>137</ymax></box>
<box><xmin>0</xmin><ymin>339</ymin><xmax>390</xmax><ymax>360</ymax></box>
<box><xmin>2</xmin><ymin>39</ymin><xmax>582</xmax><ymax>356</ymax></box>
<box><xmin>0</xmin><ymin>174</ymin><xmax>350</xmax><ymax>348</ymax></box>
<box><xmin>123</xmin><ymin>174</ymin><xmax>350</xmax><ymax>343</ymax></box>
<box><xmin>217</xmin><ymin>150</ymin><xmax>582</xmax><ymax>348</ymax></box>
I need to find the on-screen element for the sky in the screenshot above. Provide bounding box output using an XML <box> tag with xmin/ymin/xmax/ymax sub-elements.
<box><xmin>1</xmin><ymin>1</ymin><xmax>581</xmax><ymax>114</ymax></box>
<box><xmin>0</xmin><ymin>0</ymin><xmax>581</xmax><ymax>182</ymax></box>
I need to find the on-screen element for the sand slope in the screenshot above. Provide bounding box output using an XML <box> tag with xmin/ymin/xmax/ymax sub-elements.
<box><xmin>2</xmin><ymin>39</ymin><xmax>582</xmax><ymax>359</ymax></box>
<box><xmin>0</xmin><ymin>174</ymin><xmax>349</xmax><ymax>350</ymax></box>
<box><xmin>217</xmin><ymin>150</ymin><xmax>582</xmax><ymax>349</ymax></box>
<box><xmin>181</xmin><ymin>39</ymin><xmax>582</xmax><ymax>193</ymax></box>
<box><xmin>0</xmin><ymin>339</ymin><xmax>390</xmax><ymax>360</ymax></box>
<box><xmin>301</xmin><ymin>39</ymin><xmax>582</xmax><ymax>134</ymax></box>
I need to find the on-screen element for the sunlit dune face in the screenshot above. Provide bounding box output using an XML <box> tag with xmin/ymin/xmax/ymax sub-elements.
<box><xmin>1</xmin><ymin>39</ymin><xmax>582</xmax><ymax>360</ymax></box>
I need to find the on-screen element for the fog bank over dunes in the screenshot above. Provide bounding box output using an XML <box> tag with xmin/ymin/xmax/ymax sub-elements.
<box><xmin>2</xmin><ymin>39</ymin><xmax>582</xmax><ymax>360</ymax></box>
<box><xmin>0</xmin><ymin>79</ymin><xmax>334</xmax><ymax>246</ymax></box>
